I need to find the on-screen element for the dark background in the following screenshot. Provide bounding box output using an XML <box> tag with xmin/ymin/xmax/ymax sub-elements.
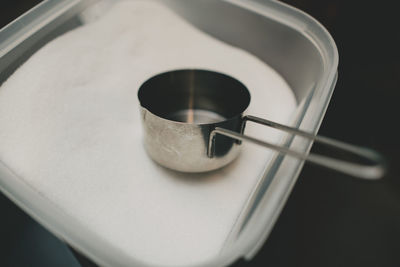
<box><xmin>1</xmin><ymin>0</ymin><xmax>399</xmax><ymax>266</ymax></box>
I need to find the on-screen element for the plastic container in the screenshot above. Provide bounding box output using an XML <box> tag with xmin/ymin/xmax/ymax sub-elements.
<box><xmin>0</xmin><ymin>0</ymin><xmax>338</xmax><ymax>266</ymax></box>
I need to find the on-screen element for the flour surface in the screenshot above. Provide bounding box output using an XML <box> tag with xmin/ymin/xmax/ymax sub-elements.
<box><xmin>0</xmin><ymin>1</ymin><xmax>296</xmax><ymax>266</ymax></box>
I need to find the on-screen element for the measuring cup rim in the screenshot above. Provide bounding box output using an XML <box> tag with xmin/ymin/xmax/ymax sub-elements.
<box><xmin>137</xmin><ymin>69</ymin><xmax>251</xmax><ymax>125</ymax></box>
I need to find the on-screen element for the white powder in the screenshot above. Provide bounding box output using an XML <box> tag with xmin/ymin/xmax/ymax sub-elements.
<box><xmin>0</xmin><ymin>1</ymin><xmax>296</xmax><ymax>266</ymax></box>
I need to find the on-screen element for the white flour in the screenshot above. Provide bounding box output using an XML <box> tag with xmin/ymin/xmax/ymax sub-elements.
<box><xmin>0</xmin><ymin>1</ymin><xmax>296</xmax><ymax>266</ymax></box>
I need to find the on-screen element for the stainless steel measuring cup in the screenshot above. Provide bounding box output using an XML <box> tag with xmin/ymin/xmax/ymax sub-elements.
<box><xmin>138</xmin><ymin>69</ymin><xmax>385</xmax><ymax>179</ymax></box>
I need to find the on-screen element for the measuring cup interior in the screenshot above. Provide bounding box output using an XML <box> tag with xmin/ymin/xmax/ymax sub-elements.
<box><xmin>138</xmin><ymin>70</ymin><xmax>251</xmax><ymax>124</ymax></box>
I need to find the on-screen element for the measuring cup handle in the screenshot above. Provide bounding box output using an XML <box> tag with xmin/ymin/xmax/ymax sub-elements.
<box><xmin>207</xmin><ymin>115</ymin><xmax>386</xmax><ymax>180</ymax></box>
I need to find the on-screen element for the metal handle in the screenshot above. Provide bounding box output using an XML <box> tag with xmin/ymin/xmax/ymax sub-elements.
<box><xmin>208</xmin><ymin>115</ymin><xmax>386</xmax><ymax>180</ymax></box>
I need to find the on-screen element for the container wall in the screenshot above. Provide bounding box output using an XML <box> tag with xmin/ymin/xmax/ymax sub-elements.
<box><xmin>162</xmin><ymin>0</ymin><xmax>325</xmax><ymax>102</ymax></box>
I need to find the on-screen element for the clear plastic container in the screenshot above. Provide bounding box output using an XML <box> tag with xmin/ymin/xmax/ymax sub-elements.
<box><xmin>0</xmin><ymin>0</ymin><xmax>338</xmax><ymax>266</ymax></box>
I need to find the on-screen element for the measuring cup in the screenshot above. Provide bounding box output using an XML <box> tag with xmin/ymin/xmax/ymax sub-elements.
<box><xmin>138</xmin><ymin>69</ymin><xmax>385</xmax><ymax>179</ymax></box>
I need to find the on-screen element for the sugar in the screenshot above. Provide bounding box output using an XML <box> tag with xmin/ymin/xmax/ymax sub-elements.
<box><xmin>0</xmin><ymin>1</ymin><xmax>296</xmax><ymax>266</ymax></box>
